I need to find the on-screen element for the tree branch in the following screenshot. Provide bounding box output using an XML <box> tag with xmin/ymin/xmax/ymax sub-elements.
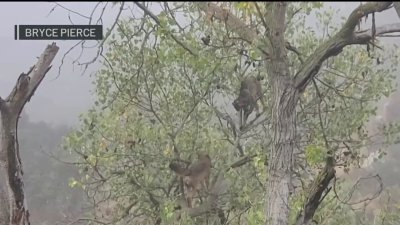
<box><xmin>294</xmin><ymin>2</ymin><xmax>392</xmax><ymax>92</ymax></box>
<box><xmin>394</xmin><ymin>2</ymin><xmax>400</xmax><ymax>18</ymax></box>
<box><xmin>295</xmin><ymin>157</ymin><xmax>335</xmax><ymax>225</ymax></box>
<box><xmin>342</xmin><ymin>2</ymin><xmax>392</xmax><ymax>36</ymax></box>
<box><xmin>354</xmin><ymin>23</ymin><xmax>400</xmax><ymax>40</ymax></box>
<box><xmin>197</xmin><ymin>2</ymin><xmax>258</xmax><ymax>43</ymax></box>
<box><xmin>6</xmin><ymin>42</ymin><xmax>59</xmax><ymax>115</ymax></box>
<box><xmin>198</xmin><ymin>2</ymin><xmax>300</xmax><ymax>59</ymax></box>
<box><xmin>228</xmin><ymin>154</ymin><xmax>258</xmax><ymax>170</ymax></box>
<box><xmin>134</xmin><ymin>2</ymin><xmax>197</xmax><ymax>57</ymax></box>
<box><xmin>0</xmin><ymin>42</ymin><xmax>59</xmax><ymax>225</ymax></box>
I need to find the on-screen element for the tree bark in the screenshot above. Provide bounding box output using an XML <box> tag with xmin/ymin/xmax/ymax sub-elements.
<box><xmin>263</xmin><ymin>3</ymin><xmax>298</xmax><ymax>225</ymax></box>
<box><xmin>0</xmin><ymin>43</ymin><xmax>59</xmax><ymax>225</ymax></box>
<box><xmin>265</xmin><ymin>82</ymin><xmax>297</xmax><ymax>225</ymax></box>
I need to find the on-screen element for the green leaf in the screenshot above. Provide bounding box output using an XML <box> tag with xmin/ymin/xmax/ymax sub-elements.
<box><xmin>305</xmin><ymin>144</ymin><xmax>326</xmax><ymax>165</ymax></box>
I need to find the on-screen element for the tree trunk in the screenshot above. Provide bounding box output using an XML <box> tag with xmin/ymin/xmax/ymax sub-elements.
<box><xmin>264</xmin><ymin>3</ymin><xmax>297</xmax><ymax>225</ymax></box>
<box><xmin>265</xmin><ymin>70</ymin><xmax>297</xmax><ymax>225</ymax></box>
<box><xmin>0</xmin><ymin>43</ymin><xmax>59</xmax><ymax>225</ymax></box>
<box><xmin>0</xmin><ymin>107</ymin><xmax>29</xmax><ymax>225</ymax></box>
<box><xmin>0</xmin><ymin>179</ymin><xmax>10</xmax><ymax>225</ymax></box>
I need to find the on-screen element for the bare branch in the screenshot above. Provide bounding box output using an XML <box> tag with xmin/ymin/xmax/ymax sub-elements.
<box><xmin>294</xmin><ymin>2</ymin><xmax>392</xmax><ymax>92</ymax></box>
<box><xmin>164</xmin><ymin>2</ymin><xmax>185</xmax><ymax>32</ymax></box>
<box><xmin>295</xmin><ymin>160</ymin><xmax>335</xmax><ymax>225</ymax></box>
<box><xmin>53</xmin><ymin>3</ymin><xmax>91</xmax><ymax>20</ymax></box>
<box><xmin>354</xmin><ymin>23</ymin><xmax>400</xmax><ymax>40</ymax></box>
<box><xmin>55</xmin><ymin>2</ymin><xmax>122</xmax><ymax>78</ymax></box>
<box><xmin>6</xmin><ymin>42</ymin><xmax>59</xmax><ymax>115</ymax></box>
<box><xmin>228</xmin><ymin>154</ymin><xmax>258</xmax><ymax>170</ymax></box>
<box><xmin>134</xmin><ymin>2</ymin><xmax>197</xmax><ymax>57</ymax></box>
<box><xmin>333</xmin><ymin>174</ymin><xmax>383</xmax><ymax>206</ymax></box>
<box><xmin>77</xmin><ymin>2</ymin><xmax>125</xmax><ymax>71</ymax></box>
<box><xmin>342</xmin><ymin>2</ymin><xmax>391</xmax><ymax>36</ymax></box>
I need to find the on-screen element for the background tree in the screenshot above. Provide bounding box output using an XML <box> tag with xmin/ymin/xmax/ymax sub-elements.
<box><xmin>61</xmin><ymin>2</ymin><xmax>400</xmax><ymax>225</ymax></box>
<box><xmin>15</xmin><ymin>110</ymin><xmax>86</xmax><ymax>225</ymax></box>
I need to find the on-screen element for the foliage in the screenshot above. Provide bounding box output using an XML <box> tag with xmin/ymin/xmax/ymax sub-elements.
<box><xmin>62</xmin><ymin>2</ymin><xmax>400</xmax><ymax>225</ymax></box>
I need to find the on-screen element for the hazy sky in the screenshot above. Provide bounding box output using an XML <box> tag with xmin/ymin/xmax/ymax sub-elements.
<box><xmin>0</xmin><ymin>2</ymin><xmax>398</xmax><ymax>127</ymax></box>
<box><xmin>0</xmin><ymin>2</ymin><xmax>118</xmax><ymax>126</ymax></box>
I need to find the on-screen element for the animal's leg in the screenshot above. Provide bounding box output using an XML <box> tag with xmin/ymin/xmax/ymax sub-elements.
<box><xmin>196</xmin><ymin>188</ymin><xmax>203</xmax><ymax>204</ymax></box>
<box><xmin>205</xmin><ymin>174</ymin><xmax>210</xmax><ymax>190</ymax></box>
<box><xmin>243</xmin><ymin>109</ymin><xmax>250</xmax><ymax>124</ymax></box>
<box><xmin>200</xmin><ymin>175</ymin><xmax>210</xmax><ymax>195</ymax></box>
<box><xmin>244</xmin><ymin>103</ymin><xmax>254</xmax><ymax>123</ymax></box>
<box><xmin>186</xmin><ymin>187</ymin><xmax>194</xmax><ymax>208</ymax></box>
<box><xmin>239</xmin><ymin>108</ymin><xmax>244</xmax><ymax>129</ymax></box>
<box><xmin>255</xmin><ymin>101</ymin><xmax>260</xmax><ymax>117</ymax></box>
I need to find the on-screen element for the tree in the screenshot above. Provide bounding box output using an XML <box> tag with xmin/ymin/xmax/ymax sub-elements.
<box><xmin>0</xmin><ymin>43</ymin><xmax>59</xmax><ymax>225</ymax></box>
<box><xmin>60</xmin><ymin>2</ymin><xmax>400</xmax><ymax>225</ymax></box>
<box><xmin>196</xmin><ymin>3</ymin><xmax>400</xmax><ymax>224</ymax></box>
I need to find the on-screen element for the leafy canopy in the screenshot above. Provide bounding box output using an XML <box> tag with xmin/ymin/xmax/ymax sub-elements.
<box><xmin>63</xmin><ymin>2</ymin><xmax>400</xmax><ymax>225</ymax></box>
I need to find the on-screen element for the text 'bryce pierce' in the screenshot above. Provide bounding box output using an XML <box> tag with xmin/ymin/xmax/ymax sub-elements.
<box><xmin>15</xmin><ymin>25</ymin><xmax>103</xmax><ymax>40</ymax></box>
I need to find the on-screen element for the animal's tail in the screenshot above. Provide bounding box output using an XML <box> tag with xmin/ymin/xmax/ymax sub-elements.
<box><xmin>169</xmin><ymin>162</ymin><xmax>191</xmax><ymax>176</ymax></box>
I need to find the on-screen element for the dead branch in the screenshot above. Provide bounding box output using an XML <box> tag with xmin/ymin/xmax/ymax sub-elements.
<box><xmin>294</xmin><ymin>2</ymin><xmax>392</xmax><ymax>92</ymax></box>
<box><xmin>52</xmin><ymin>2</ymin><xmax>123</xmax><ymax>77</ymax></box>
<box><xmin>354</xmin><ymin>23</ymin><xmax>400</xmax><ymax>40</ymax></box>
<box><xmin>333</xmin><ymin>174</ymin><xmax>383</xmax><ymax>206</ymax></box>
<box><xmin>295</xmin><ymin>157</ymin><xmax>336</xmax><ymax>225</ymax></box>
<box><xmin>6</xmin><ymin>43</ymin><xmax>59</xmax><ymax>115</ymax></box>
<box><xmin>134</xmin><ymin>2</ymin><xmax>197</xmax><ymax>57</ymax></box>
<box><xmin>228</xmin><ymin>154</ymin><xmax>258</xmax><ymax>170</ymax></box>
<box><xmin>0</xmin><ymin>42</ymin><xmax>59</xmax><ymax>225</ymax></box>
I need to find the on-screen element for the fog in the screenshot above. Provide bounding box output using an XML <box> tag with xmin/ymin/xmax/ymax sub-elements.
<box><xmin>0</xmin><ymin>2</ymin><xmax>116</xmax><ymax>126</ymax></box>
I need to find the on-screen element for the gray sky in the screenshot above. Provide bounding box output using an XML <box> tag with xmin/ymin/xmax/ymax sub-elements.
<box><xmin>0</xmin><ymin>2</ymin><xmax>117</xmax><ymax>126</ymax></box>
<box><xmin>0</xmin><ymin>2</ymin><xmax>398</xmax><ymax>127</ymax></box>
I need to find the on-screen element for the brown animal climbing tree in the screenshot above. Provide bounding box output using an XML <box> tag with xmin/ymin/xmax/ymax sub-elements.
<box><xmin>0</xmin><ymin>43</ymin><xmax>59</xmax><ymax>225</ymax></box>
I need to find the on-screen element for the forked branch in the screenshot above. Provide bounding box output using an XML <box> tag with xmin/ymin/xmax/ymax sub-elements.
<box><xmin>294</xmin><ymin>2</ymin><xmax>392</xmax><ymax>92</ymax></box>
<box><xmin>5</xmin><ymin>42</ymin><xmax>59</xmax><ymax>115</ymax></box>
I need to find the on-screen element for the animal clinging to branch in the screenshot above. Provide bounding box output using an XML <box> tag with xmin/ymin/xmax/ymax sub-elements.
<box><xmin>232</xmin><ymin>76</ymin><xmax>264</xmax><ymax>127</ymax></box>
<box><xmin>169</xmin><ymin>153</ymin><xmax>211</xmax><ymax>208</ymax></box>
